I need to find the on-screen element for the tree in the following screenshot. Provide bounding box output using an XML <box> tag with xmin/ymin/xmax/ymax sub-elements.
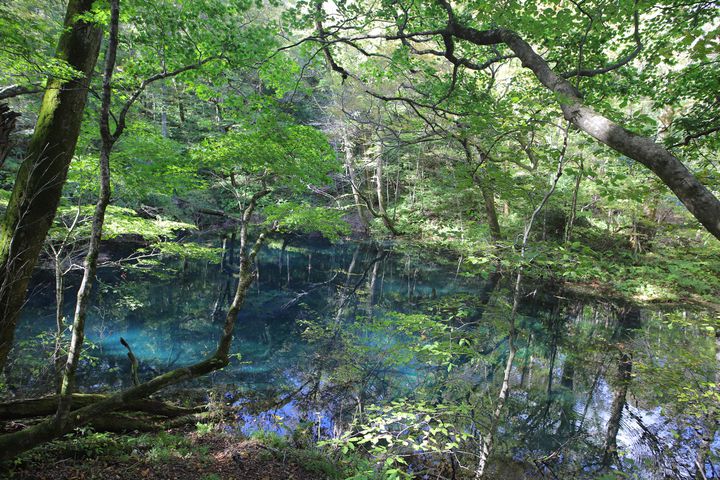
<box><xmin>301</xmin><ymin>0</ymin><xmax>720</xmax><ymax>240</ymax></box>
<box><xmin>0</xmin><ymin>2</ymin><xmax>344</xmax><ymax>453</ymax></box>
<box><xmin>0</xmin><ymin>0</ymin><xmax>102</xmax><ymax>369</ymax></box>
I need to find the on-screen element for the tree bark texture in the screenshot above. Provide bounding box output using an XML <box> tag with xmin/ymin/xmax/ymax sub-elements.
<box><xmin>0</xmin><ymin>0</ymin><xmax>102</xmax><ymax>369</ymax></box>
<box><xmin>0</xmin><ymin>104</ymin><xmax>20</xmax><ymax>168</ymax></box>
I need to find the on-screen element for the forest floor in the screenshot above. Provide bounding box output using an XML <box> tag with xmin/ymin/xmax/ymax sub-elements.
<box><xmin>5</xmin><ymin>428</ymin><xmax>336</xmax><ymax>480</ymax></box>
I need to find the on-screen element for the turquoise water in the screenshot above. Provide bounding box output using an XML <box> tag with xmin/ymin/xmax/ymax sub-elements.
<box><xmin>7</xmin><ymin>239</ymin><xmax>719</xmax><ymax>478</ymax></box>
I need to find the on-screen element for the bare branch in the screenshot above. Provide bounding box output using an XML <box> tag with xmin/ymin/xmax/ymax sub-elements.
<box><xmin>0</xmin><ymin>84</ymin><xmax>42</xmax><ymax>100</ymax></box>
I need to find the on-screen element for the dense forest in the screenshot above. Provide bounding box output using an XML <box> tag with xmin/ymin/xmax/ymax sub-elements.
<box><xmin>0</xmin><ymin>0</ymin><xmax>718</xmax><ymax>478</ymax></box>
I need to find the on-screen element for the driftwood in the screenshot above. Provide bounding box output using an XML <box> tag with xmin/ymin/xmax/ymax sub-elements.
<box><xmin>120</xmin><ymin>337</ymin><xmax>140</xmax><ymax>386</ymax></box>
<box><xmin>0</xmin><ymin>393</ymin><xmax>202</xmax><ymax>421</ymax></box>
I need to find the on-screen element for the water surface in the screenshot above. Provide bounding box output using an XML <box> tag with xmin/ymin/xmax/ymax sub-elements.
<box><xmin>7</xmin><ymin>239</ymin><xmax>718</xmax><ymax>478</ymax></box>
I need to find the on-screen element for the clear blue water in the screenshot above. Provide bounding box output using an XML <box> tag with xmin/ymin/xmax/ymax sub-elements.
<box><xmin>6</xmin><ymin>239</ymin><xmax>719</xmax><ymax>478</ymax></box>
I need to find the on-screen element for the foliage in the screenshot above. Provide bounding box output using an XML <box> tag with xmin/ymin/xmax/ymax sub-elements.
<box><xmin>321</xmin><ymin>400</ymin><xmax>472</xmax><ymax>479</ymax></box>
<box><xmin>0</xmin><ymin>0</ymin><xmax>78</xmax><ymax>87</ymax></box>
<box><xmin>1</xmin><ymin>0</ymin><xmax>719</xmax><ymax>476</ymax></box>
<box><xmin>264</xmin><ymin>202</ymin><xmax>349</xmax><ymax>241</ymax></box>
<box><xmin>194</xmin><ymin>114</ymin><xmax>338</xmax><ymax>191</ymax></box>
<box><xmin>47</xmin><ymin>205</ymin><xmax>195</xmax><ymax>245</ymax></box>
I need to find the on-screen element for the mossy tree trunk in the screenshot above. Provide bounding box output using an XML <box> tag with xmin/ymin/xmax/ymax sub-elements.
<box><xmin>0</xmin><ymin>393</ymin><xmax>201</xmax><ymax>420</ymax></box>
<box><xmin>0</xmin><ymin>0</ymin><xmax>102</xmax><ymax>369</ymax></box>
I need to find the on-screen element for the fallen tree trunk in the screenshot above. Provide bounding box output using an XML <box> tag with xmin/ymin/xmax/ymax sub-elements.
<box><xmin>4</xmin><ymin>412</ymin><xmax>208</xmax><ymax>434</ymax></box>
<box><xmin>0</xmin><ymin>189</ymin><xmax>272</xmax><ymax>461</ymax></box>
<box><xmin>0</xmin><ymin>394</ymin><xmax>202</xmax><ymax>421</ymax></box>
<box><xmin>0</xmin><ymin>85</ymin><xmax>42</xmax><ymax>101</ymax></box>
<box><xmin>72</xmin><ymin>412</ymin><xmax>207</xmax><ymax>433</ymax></box>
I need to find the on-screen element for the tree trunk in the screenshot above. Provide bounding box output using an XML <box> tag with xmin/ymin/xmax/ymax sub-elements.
<box><xmin>343</xmin><ymin>127</ymin><xmax>369</xmax><ymax>231</ymax></box>
<box><xmin>375</xmin><ymin>152</ymin><xmax>387</xmax><ymax>218</ymax></box>
<box><xmin>0</xmin><ymin>393</ymin><xmax>201</xmax><ymax>420</ymax></box>
<box><xmin>447</xmin><ymin>22</ymin><xmax>720</xmax><ymax>240</ymax></box>
<box><xmin>565</xmin><ymin>160</ymin><xmax>583</xmax><ymax>243</ymax></box>
<box><xmin>0</xmin><ymin>85</ymin><xmax>42</xmax><ymax>101</ymax></box>
<box><xmin>350</xmin><ymin>152</ymin><xmax>401</xmax><ymax>235</ymax></box>
<box><xmin>212</xmin><ymin>99</ymin><xmax>223</xmax><ymax>131</ymax></box>
<box><xmin>160</xmin><ymin>82</ymin><xmax>168</xmax><ymax>137</ymax></box>
<box><xmin>0</xmin><ymin>104</ymin><xmax>20</xmax><ymax>168</ymax></box>
<box><xmin>460</xmin><ymin>139</ymin><xmax>501</xmax><ymax>241</ymax></box>
<box><xmin>55</xmin><ymin>0</ymin><xmax>120</xmax><ymax>425</ymax></box>
<box><xmin>173</xmin><ymin>80</ymin><xmax>186</xmax><ymax>125</ymax></box>
<box><xmin>373</xmin><ymin>148</ymin><xmax>401</xmax><ymax>235</ymax></box>
<box><xmin>0</xmin><ymin>0</ymin><xmax>102</xmax><ymax>369</ymax></box>
<box><xmin>53</xmin><ymin>256</ymin><xmax>65</xmax><ymax>392</ymax></box>
<box><xmin>480</xmin><ymin>182</ymin><xmax>501</xmax><ymax>241</ymax></box>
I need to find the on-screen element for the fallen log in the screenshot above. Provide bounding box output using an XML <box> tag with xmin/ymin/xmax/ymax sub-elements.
<box><xmin>78</xmin><ymin>411</ymin><xmax>209</xmax><ymax>433</ymax></box>
<box><xmin>3</xmin><ymin>411</ymin><xmax>209</xmax><ymax>434</ymax></box>
<box><xmin>0</xmin><ymin>393</ymin><xmax>203</xmax><ymax>420</ymax></box>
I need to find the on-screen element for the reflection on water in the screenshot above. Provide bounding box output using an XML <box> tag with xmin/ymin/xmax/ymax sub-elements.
<box><xmin>8</xmin><ymin>239</ymin><xmax>720</xmax><ymax>478</ymax></box>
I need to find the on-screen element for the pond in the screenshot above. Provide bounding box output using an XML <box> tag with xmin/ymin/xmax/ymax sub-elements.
<box><xmin>6</xmin><ymin>238</ymin><xmax>719</xmax><ymax>479</ymax></box>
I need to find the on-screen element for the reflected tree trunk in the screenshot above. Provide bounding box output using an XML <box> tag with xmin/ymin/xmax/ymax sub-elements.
<box><xmin>546</xmin><ymin>305</ymin><xmax>561</xmax><ymax>398</ymax></box>
<box><xmin>602</xmin><ymin>350</ymin><xmax>632</xmax><ymax>467</ymax></box>
<box><xmin>694</xmin><ymin>326</ymin><xmax>720</xmax><ymax>479</ymax></box>
<box><xmin>557</xmin><ymin>353</ymin><xmax>576</xmax><ymax>437</ymax></box>
<box><xmin>602</xmin><ymin>306</ymin><xmax>639</xmax><ymax>467</ymax></box>
<box><xmin>368</xmin><ymin>246</ymin><xmax>381</xmax><ymax>307</ymax></box>
<box><xmin>519</xmin><ymin>333</ymin><xmax>531</xmax><ymax>388</ymax></box>
<box><xmin>475</xmin><ymin>272</ymin><xmax>520</xmax><ymax>479</ymax></box>
<box><xmin>333</xmin><ymin>245</ymin><xmax>360</xmax><ymax>325</ymax></box>
<box><xmin>478</xmin><ymin>271</ymin><xmax>501</xmax><ymax>305</ymax></box>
